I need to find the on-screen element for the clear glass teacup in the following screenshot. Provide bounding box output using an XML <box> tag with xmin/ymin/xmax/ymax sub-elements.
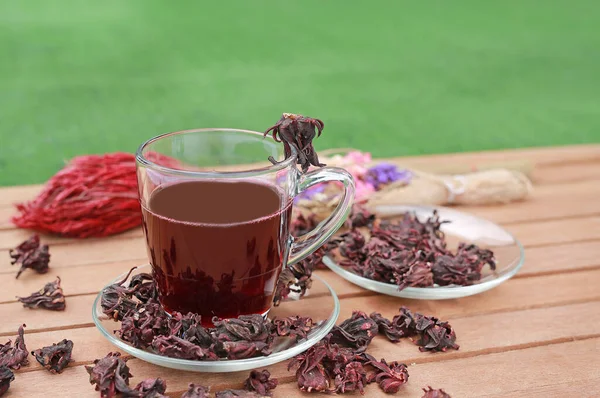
<box><xmin>135</xmin><ymin>128</ymin><xmax>354</xmax><ymax>325</ymax></box>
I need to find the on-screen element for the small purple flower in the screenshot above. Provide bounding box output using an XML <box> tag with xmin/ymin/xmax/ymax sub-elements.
<box><xmin>365</xmin><ymin>163</ymin><xmax>412</xmax><ymax>190</ymax></box>
<box><xmin>296</xmin><ymin>183</ymin><xmax>326</xmax><ymax>201</ymax></box>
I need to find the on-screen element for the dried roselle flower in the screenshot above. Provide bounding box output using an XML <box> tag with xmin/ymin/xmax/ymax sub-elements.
<box><xmin>422</xmin><ymin>386</ymin><xmax>452</xmax><ymax>398</ymax></box>
<box><xmin>366</xmin><ymin>359</ymin><xmax>409</xmax><ymax>394</ymax></box>
<box><xmin>272</xmin><ymin>316</ymin><xmax>313</xmax><ymax>342</ymax></box>
<box><xmin>334</xmin><ymin>361</ymin><xmax>367</xmax><ymax>394</ymax></box>
<box><xmin>31</xmin><ymin>339</ymin><xmax>73</xmax><ymax>374</ymax></box>
<box><xmin>396</xmin><ymin>261</ymin><xmax>434</xmax><ymax>290</ymax></box>
<box><xmin>0</xmin><ymin>366</ymin><xmax>14</xmax><ymax>397</ymax></box>
<box><xmin>118</xmin><ymin>302</ymin><xmax>170</xmax><ymax>349</ymax></box>
<box><xmin>413</xmin><ymin>319</ymin><xmax>459</xmax><ymax>353</ymax></box>
<box><xmin>337</xmin><ymin>229</ymin><xmax>366</xmax><ymax>260</ymax></box>
<box><xmin>264</xmin><ymin>113</ymin><xmax>325</xmax><ymax>173</ymax></box>
<box><xmin>0</xmin><ymin>324</ymin><xmax>29</xmax><ymax>370</ymax></box>
<box><xmin>86</xmin><ymin>352</ymin><xmax>133</xmax><ymax>398</ymax></box>
<box><xmin>215</xmin><ymin>390</ymin><xmax>267</xmax><ymax>398</ymax></box>
<box><xmin>244</xmin><ymin>369</ymin><xmax>278</xmax><ymax>396</ymax></box>
<box><xmin>168</xmin><ymin>312</ymin><xmax>214</xmax><ymax>348</ymax></box>
<box><xmin>273</xmin><ymin>268</ymin><xmax>295</xmax><ymax>306</ymax></box>
<box><xmin>128</xmin><ymin>273</ymin><xmax>158</xmax><ymax>303</ymax></box>
<box><xmin>411</xmin><ymin>313</ymin><xmax>459</xmax><ymax>353</ymax></box>
<box><xmin>347</xmin><ymin>204</ymin><xmax>376</xmax><ymax>228</ymax></box>
<box><xmin>273</xmin><ymin>261</ymin><xmax>313</xmax><ymax>306</ymax></box>
<box><xmin>181</xmin><ymin>383</ymin><xmax>210</xmax><ymax>398</ymax></box>
<box><xmin>291</xmin><ymin>212</ymin><xmax>319</xmax><ymax>236</ymax></box>
<box><xmin>151</xmin><ymin>335</ymin><xmax>217</xmax><ymax>360</ymax></box>
<box><xmin>369</xmin><ymin>312</ymin><xmax>404</xmax><ymax>342</ymax></box>
<box><xmin>431</xmin><ymin>255</ymin><xmax>472</xmax><ymax>286</ymax></box>
<box><xmin>330</xmin><ymin>311</ymin><xmax>379</xmax><ymax>351</ymax></box>
<box><xmin>220</xmin><ymin>341</ymin><xmax>272</xmax><ymax>360</ymax></box>
<box><xmin>212</xmin><ymin>314</ymin><xmax>272</xmax><ymax>343</ymax></box>
<box><xmin>391</xmin><ymin>307</ymin><xmax>418</xmax><ymax>338</ymax></box>
<box><xmin>17</xmin><ymin>276</ymin><xmax>66</xmax><ymax>311</ymax></box>
<box><xmin>122</xmin><ymin>378</ymin><xmax>168</xmax><ymax>398</ymax></box>
<box><xmin>288</xmin><ymin>341</ymin><xmax>331</xmax><ymax>392</ymax></box>
<box><xmin>10</xmin><ymin>235</ymin><xmax>50</xmax><ymax>279</ymax></box>
<box><xmin>101</xmin><ymin>267</ymin><xmax>140</xmax><ymax>321</ymax></box>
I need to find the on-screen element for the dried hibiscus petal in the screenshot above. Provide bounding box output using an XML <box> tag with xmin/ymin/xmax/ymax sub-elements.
<box><xmin>411</xmin><ymin>313</ymin><xmax>459</xmax><ymax>353</ymax></box>
<box><xmin>391</xmin><ymin>306</ymin><xmax>418</xmax><ymax>338</ymax></box>
<box><xmin>273</xmin><ymin>262</ymin><xmax>313</xmax><ymax>307</ymax></box>
<box><xmin>220</xmin><ymin>341</ymin><xmax>272</xmax><ymax>360</ymax></box>
<box><xmin>181</xmin><ymin>383</ymin><xmax>210</xmax><ymax>398</ymax></box>
<box><xmin>215</xmin><ymin>390</ymin><xmax>267</xmax><ymax>398</ymax></box>
<box><xmin>31</xmin><ymin>339</ymin><xmax>73</xmax><ymax>373</ymax></box>
<box><xmin>369</xmin><ymin>312</ymin><xmax>404</xmax><ymax>342</ymax></box>
<box><xmin>334</xmin><ymin>361</ymin><xmax>367</xmax><ymax>394</ymax></box>
<box><xmin>118</xmin><ymin>302</ymin><xmax>170</xmax><ymax>349</ymax></box>
<box><xmin>128</xmin><ymin>272</ymin><xmax>158</xmax><ymax>303</ymax></box>
<box><xmin>212</xmin><ymin>315</ymin><xmax>272</xmax><ymax>344</ymax></box>
<box><xmin>396</xmin><ymin>262</ymin><xmax>434</xmax><ymax>290</ymax></box>
<box><xmin>17</xmin><ymin>276</ymin><xmax>66</xmax><ymax>311</ymax></box>
<box><xmin>422</xmin><ymin>386</ymin><xmax>452</xmax><ymax>398</ymax></box>
<box><xmin>9</xmin><ymin>235</ymin><xmax>50</xmax><ymax>279</ymax></box>
<box><xmin>272</xmin><ymin>316</ymin><xmax>313</xmax><ymax>342</ymax></box>
<box><xmin>0</xmin><ymin>366</ymin><xmax>14</xmax><ymax>397</ymax></box>
<box><xmin>330</xmin><ymin>311</ymin><xmax>378</xmax><ymax>351</ymax></box>
<box><xmin>151</xmin><ymin>335</ymin><xmax>217</xmax><ymax>360</ymax></box>
<box><xmin>366</xmin><ymin>358</ymin><xmax>409</xmax><ymax>394</ymax></box>
<box><xmin>85</xmin><ymin>352</ymin><xmax>133</xmax><ymax>398</ymax></box>
<box><xmin>288</xmin><ymin>341</ymin><xmax>331</xmax><ymax>392</ymax></box>
<box><xmin>264</xmin><ymin>113</ymin><xmax>325</xmax><ymax>173</ymax></box>
<box><xmin>122</xmin><ymin>378</ymin><xmax>168</xmax><ymax>398</ymax></box>
<box><xmin>0</xmin><ymin>324</ymin><xmax>29</xmax><ymax>370</ymax></box>
<box><xmin>101</xmin><ymin>267</ymin><xmax>140</xmax><ymax>321</ymax></box>
<box><xmin>243</xmin><ymin>369</ymin><xmax>278</xmax><ymax>396</ymax></box>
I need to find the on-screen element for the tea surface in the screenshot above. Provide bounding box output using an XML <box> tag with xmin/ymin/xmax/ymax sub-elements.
<box><xmin>141</xmin><ymin>180</ymin><xmax>292</xmax><ymax>323</ymax></box>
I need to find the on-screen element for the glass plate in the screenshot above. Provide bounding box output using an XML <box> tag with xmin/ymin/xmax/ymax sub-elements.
<box><xmin>322</xmin><ymin>204</ymin><xmax>525</xmax><ymax>300</ymax></box>
<box><xmin>92</xmin><ymin>264</ymin><xmax>340</xmax><ymax>372</ymax></box>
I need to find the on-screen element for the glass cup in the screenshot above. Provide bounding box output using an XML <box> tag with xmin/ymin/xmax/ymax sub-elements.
<box><xmin>135</xmin><ymin>128</ymin><xmax>355</xmax><ymax>325</ymax></box>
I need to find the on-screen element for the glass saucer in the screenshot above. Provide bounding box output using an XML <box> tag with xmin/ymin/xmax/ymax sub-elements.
<box><xmin>92</xmin><ymin>264</ymin><xmax>340</xmax><ymax>372</ymax></box>
<box><xmin>322</xmin><ymin>204</ymin><xmax>525</xmax><ymax>300</ymax></box>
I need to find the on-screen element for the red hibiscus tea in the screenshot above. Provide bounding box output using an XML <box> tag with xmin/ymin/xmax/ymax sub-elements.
<box><xmin>141</xmin><ymin>180</ymin><xmax>292</xmax><ymax>322</ymax></box>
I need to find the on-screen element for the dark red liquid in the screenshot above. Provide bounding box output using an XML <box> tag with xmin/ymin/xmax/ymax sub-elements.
<box><xmin>141</xmin><ymin>180</ymin><xmax>292</xmax><ymax>325</ymax></box>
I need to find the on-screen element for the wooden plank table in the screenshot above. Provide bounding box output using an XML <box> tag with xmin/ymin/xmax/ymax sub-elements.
<box><xmin>1</xmin><ymin>144</ymin><xmax>600</xmax><ymax>397</ymax></box>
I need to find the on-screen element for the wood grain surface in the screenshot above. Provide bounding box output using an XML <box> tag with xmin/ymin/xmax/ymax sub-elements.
<box><xmin>1</xmin><ymin>144</ymin><xmax>599</xmax><ymax>397</ymax></box>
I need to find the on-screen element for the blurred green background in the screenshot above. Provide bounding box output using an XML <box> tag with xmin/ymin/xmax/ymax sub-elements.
<box><xmin>1</xmin><ymin>0</ymin><xmax>599</xmax><ymax>186</ymax></box>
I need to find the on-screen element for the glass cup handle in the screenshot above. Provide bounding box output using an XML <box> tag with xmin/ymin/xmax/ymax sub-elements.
<box><xmin>288</xmin><ymin>167</ymin><xmax>355</xmax><ymax>265</ymax></box>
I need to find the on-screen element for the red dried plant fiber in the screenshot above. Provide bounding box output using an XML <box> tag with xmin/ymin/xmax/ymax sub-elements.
<box><xmin>11</xmin><ymin>153</ymin><xmax>142</xmax><ymax>238</ymax></box>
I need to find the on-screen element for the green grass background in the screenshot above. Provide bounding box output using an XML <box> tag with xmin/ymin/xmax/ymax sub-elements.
<box><xmin>1</xmin><ymin>0</ymin><xmax>599</xmax><ymax>186</ymax></box>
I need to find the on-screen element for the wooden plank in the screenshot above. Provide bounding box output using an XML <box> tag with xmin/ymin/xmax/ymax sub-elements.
<box><xmin>0</xmin><ymin>145</ymin><xmax>598</xmax><ymax>209</ymax></box>
<box><xmin>7</xmin><ymin>305</ymin><xmax>600</xmax><ymax>397</ymax></box>
<box><xmin>3</xmin><ymin>268</ymin><xmax>600</xmax><ymax>336</ymax></box>
<box><xmin>2</xmin><ymin>236</ymin><xmax>600</xmax><ymax>302</ymax></box>
<box><xmin>331</xmin><ymin>269</ymin><xmax>600</xmax><ymax>322</ymax></box>
<box><xmin>508</xmin><ymin>216</ymin><xmax>600</xmax><ymax>247</ymax></box>
<box><xmin>4</xmin><ymin>179</ymin><xmax>600</xmax><ymax>231</ymax></box>
<box><xmin>275</xmin><ymin>338</ymin><xmax>600</xmax><ymax>398</ymax></box>
<box><xmin>517</xmin><ymin>240</ymin><xmax>600</xmax><ymax>277</ymax></box>
<box><xmin>0</xmin><ymin>184</ymin><xmax>42</xmax><ymax>207</ymax></box>
<box><xmin>12</xmin><ymin>300</ymin><xmax>600</xmax><ymax>375</ymax></box>
<box><xmin>0</xmin><ymin>213</ymin><xmax>598</xmax><ymax>253</ymax></box>
<box><xmin>0</xmin><ymin>239</ymin><xmax>147</xmax><ymax>274</ymax></box>
<box><xmin>0</xmin><ymin>227</ymin><xmax>143</xmax><ymax>251</ymax></box>
<box><xmin>533</xmin><ymin>162</ymin><xmax>600</xmax><ymax>185</ymax></box>
<box><xmin>468</xmin><ymin>181</ymin><xmax>600</xmax><ymax>224</ymax></box>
